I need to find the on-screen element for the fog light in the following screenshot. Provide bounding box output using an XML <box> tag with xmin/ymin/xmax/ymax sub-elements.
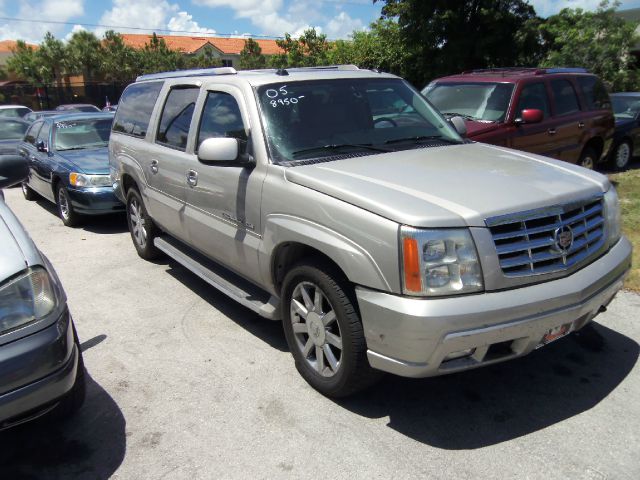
<box><xmin>443</xmin><ymin>348</ymin><xmax>475</xmax><ymax>362</ymax></box>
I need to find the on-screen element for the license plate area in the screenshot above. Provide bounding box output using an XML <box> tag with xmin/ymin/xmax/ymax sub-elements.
<box><xmin>536</xmin><ymin>322</ymin><xmax>573</xmax><ymax>349</ymax></box>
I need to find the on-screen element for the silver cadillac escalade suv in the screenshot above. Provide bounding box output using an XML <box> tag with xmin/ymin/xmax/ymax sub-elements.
<box><xmin>109</xmin><ymin>65</ymin><xmax>632</xmax><ymax>397</ymax></box>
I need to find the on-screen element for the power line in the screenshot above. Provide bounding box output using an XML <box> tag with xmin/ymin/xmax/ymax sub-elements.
<box><xmin>0</xmin><ymin>16</ymin><xmax>286</xmax><ymax>39</ymax></box>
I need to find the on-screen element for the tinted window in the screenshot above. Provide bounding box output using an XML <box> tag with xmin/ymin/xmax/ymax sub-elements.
<box><xmin>156</xmin><ymin>87</ymin><xmax>199</xmax><ymax>150</ymax></box>
<box><xmin>197</xmin><ymin>92</ymin><xmax>247</xmax><ymax>149</ymax></box>
<box><xmin>37</xmin><ymin>122</ymin><xmax>51</xmax><ymax>144</ymax></box>
<box><xmin>24</xmin><ymin>121</ymin><xmax>43</xmax><ymax>144</ymax></box>
<box><xmin>551</xmin><ymin>79</ymin><xmax>580</xmax><ymax>116</ymax></box>
<box><xmin>112</xmin><ymin>81</ymin><xmax>163</xmax><ymax>138</ymax></box>
<box><xmin>0</xmin><ymin>120</ymin><xmax>29</xmax><ymax>140</ymax></box>
<box><xmin>516</xmin><ymin>83</ymin><xmax>550</xmax><ymax>119</ymax></box>
<box><xmin>611</xmin><ymin>95</ymin><xmax>640</xmax><ymax>119</ymax></box>
<box><xmin>577</xmin><ymin>76</ymin><xmax>610</xmax><ymax>110</ymax></box>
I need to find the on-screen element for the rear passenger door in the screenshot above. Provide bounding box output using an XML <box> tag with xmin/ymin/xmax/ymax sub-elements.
<box><xmin>144</xmin><ymin>84</ymin><xmax>200</xmax><ymax>240</ymax></box>
<box><xmin>19</xmin><ymin>121</ymin><xmax>45</xmax><ymax>195</ymax></box>
<box><xmin>184</xmin><ymin>86</ymin><xmax>266</xmax><ymax>283</ymax></box>
<box><xmin>548</xmin><ymin>78</ymin><xmax>584</xmax><ymax>163</ymax></box>
<box><xmin>31</xmin><ymin>121</ymin><xmax>55</xmax><ymax>201</ymax></box>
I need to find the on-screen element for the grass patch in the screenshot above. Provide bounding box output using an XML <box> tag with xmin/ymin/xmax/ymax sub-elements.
<box><xmin>609</xmin><ymin>167</ymin><xmax>640</xmax><ymax>292</ymax></box>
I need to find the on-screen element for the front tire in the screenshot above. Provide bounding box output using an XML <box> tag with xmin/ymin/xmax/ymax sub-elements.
<box><xmin>56</xmin><ymin>184</ymin><xmax>81</xmax><ymax>227</ymax></box>
<box><xmin>578</xmin><ymin>147</ymin><xmax>597</xmax><ymax>170</ymax></box>
<box><xmin>281</xmin><ymin>261</ymin><xmax>381</xmax><ymax>398</ymax></box>
<box><xmin>612</xmin><ymin>140</ymin><xmax>631</xmax><ymax>171</ymax></box>
<box><xmin>22</xmin><ymin>182</ymin><xmax>36</xmax><ymax>200</ymax></box>
<box><xmin>126</xmin><ymin>187</ymin><xmax>161</xmax><ymax>260</ymax></box>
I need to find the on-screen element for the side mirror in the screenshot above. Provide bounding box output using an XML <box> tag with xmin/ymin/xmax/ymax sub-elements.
<box><xmin>449</xmin><ymin>116</ymin><xmax>467</xmax><ymax>136</ymax></box>
<box><xmin>197</xmin><ymin>137</ymin><xmax>253</xmax><ymax>166</ymax></box>
<box><xmin>515</xmin><ymin>109</ymin><xmax>543</xmax><ymax>125</ymax></box>
<box><xmin>0</xmin><ymin>155</ymin><xmax>29</xmax><ymax>189</ymax></box>
<box><xmin>36</xmin><ymin>140</ymin><xmax>48</xmax><ymax>153</ymax></box>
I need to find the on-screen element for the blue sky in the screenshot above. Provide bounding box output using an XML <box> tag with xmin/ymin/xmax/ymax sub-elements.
<box><xmin>1</xmin><ymin>0</ymin><xmax>640</xmax><ymax>44</ymax></box>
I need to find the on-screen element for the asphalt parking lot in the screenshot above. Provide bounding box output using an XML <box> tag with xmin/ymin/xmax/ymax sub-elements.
<box><xmin>1</xmin><ymin>186</ymin><xmax>639</xmax><ymax>480</ymax></box>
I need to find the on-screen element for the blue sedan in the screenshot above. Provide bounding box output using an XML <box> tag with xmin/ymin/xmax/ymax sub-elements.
<box><xmin>18</xmin><ymin>113</ymin><xmax>124</xmax><ymax>226</ymax></box>
<box><xmin>609</xmin><ymin>92</ymin><xmax>640</xmax><ymax>170</ymax></box>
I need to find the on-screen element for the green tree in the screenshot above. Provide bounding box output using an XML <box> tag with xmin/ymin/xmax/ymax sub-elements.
<box><xmin>375</xmin><ymin>0</ymin><xmax>543</xmax><ymax>85</ymax></box>
<box><xmin>66</xmin><ymin>30</ymin><xmax>104</xmax><ymax>82</ymax></box>
<box><xmin>36</xmin><ymin>32</ymin><xmax>68</xmax><ymax>84</ymax></box>
<box><xmin>100</xmin><ymin>30</ymin><xmax>141</xmax><ymax>82</ymax></box>
<box><xmin>239</xmin><ymin>38</ymin><xmax>266</xmax><ymax>70</ymax></box>
<box><xmin>272</xmin><ymin>28</ymin><xmax>330</xmax><ymax>68</ymax></box>
<box><xmin>6</xmin><ymin>40</ymin><xmax>43</xmax><ymax>84</ymax></box>
<box><xmin>540</xmin><ymin>1</ymin><xmax>640</xmax><ymax>91</ymax></box>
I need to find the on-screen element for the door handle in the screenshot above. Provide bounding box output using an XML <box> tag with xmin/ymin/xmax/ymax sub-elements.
<box><xmin>150</xmin><ymin>159</ymin><xmax>159</xmax><ymax>174</ymax></box>
<box><xmin>578</xmin><ymin>121</ymin><xmax>585</xmax><ymax>128</ymax></box>
<box><xmin>187</xmin><ymin>170</ymin><xmax>198</xmax><ymax>187</ymax></box>
<box><xmin>547</xmin><ymin>128</ymin><xmax>557</xmax><ymax>135</ymax></box>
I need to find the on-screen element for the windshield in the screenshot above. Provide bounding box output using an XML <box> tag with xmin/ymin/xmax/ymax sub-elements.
<box><xmin>54</xmin><ymin>118</ymin><xmax>113</xmax><ymax>151</ymax></box>
<box><xmin>0</xmin><ymin>120</ymin><xmax>28</xmax><ymax>140</ymax></box>
<box><xmin>0</xmin><ymin>107</ymin><xmax>30</xmax><ymax>118</ymax></box>
<box><xmin>256</xmin><ymin>78</ymin><xmax>462</xmax><ymax>163</ymax></box>
<box><xmin>611</xmin><ymin>96</ymin><xmax>640</xmax><ymax>119</ymax></box>
<box><xmin>423</xmin><ymin>82</ymin><xmax>515</xmax><ymax>122</ymax></box>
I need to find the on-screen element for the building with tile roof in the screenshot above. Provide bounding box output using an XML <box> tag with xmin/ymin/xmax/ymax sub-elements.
<box><xmin>118</xmin><ymin>34</ymin><xmax>282</xmax><ymax>68</ymax></box>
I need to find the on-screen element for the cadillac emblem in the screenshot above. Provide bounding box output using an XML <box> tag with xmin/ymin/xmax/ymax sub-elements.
<box><xmin>554</xmin><ymin>226</ymin><xmax>574</xmax><ymax>252</ymax></box>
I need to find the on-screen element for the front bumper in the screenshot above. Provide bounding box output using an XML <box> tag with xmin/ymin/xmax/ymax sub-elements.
<box><xmin>67</xmin><ymin>185</ymin><xmax>125</xmax><ymax>215</ymax></box>
<box><xmin>0</xmin><ymin>308</ymin><xmax>78</xmax><ymax>428</ymax></box>
<box><xmin>357</xmin><ymin>236</ymin><xmax>632</xmax><ymax>378</ymax></box>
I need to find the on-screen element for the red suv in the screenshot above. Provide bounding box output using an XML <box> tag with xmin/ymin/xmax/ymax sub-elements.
<box><xmin>423</xmin><ymin>68</ymin><xmax>615</xmax><ymax>169</ymax></box>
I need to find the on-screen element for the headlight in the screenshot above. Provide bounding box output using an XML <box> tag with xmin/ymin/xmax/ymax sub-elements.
<box><xmin>69</xmin><ymin>172</ymin><xmax>112</xmax><ymax>187</ymax></box>
<box><xmin>0</xmin><ymin>268</ymin><xmax>58</xmax><ymax>334</ymax></box>
<box><xmin>604</xmin><ymin>187</ymin><xmax>621</xmax><ymax>247</ymax></box>
<box><xmin>400</xmin><ymin>227</ymin><xmax>484</xmax><ymax>296</ymax></box>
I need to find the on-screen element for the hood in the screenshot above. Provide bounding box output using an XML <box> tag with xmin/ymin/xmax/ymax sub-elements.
<box><xmin>463</xmin><ymin>120</ymin><xmax>502</xmax><ymax>138</ymax></box>
<box><xmin>284</xmin><ymin>143</ymin><xmax>609</xmax><ymax>228</ymax></box>
<box><xmin>56</xmin><ymin>147</ymin><xmax>109</xmax><ymax>174</ymax></box>
<box><xmin>0</xmin><ymin>201</ymin><xmax>36</xmax><ymax>280</ymax></box>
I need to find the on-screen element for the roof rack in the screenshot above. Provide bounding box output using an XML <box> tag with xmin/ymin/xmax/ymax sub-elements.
<box><xmin>136</xmin><ymin>67</ymin><xmax>237</xmax><ymax>82</ymax></box>
<box><xmin>286</xmin><ymin>64</ymin><xmax>360</xmax><ymax>71</ymax></box>
<box><xmin>461</xmin><ymin>67</ymin><xmax>589</xmax><ymax>77</ymax></box>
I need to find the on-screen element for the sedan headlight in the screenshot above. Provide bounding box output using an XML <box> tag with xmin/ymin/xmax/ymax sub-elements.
<box><xmin>400</xmin><ymin>227</ymin><xmax>484</xmax><ymax>296</ymax></box>
<box><xmin>69</xmin><ymin>172</ymin><xmax>112</xmax><ymax>187</ymax></box>
<box><xmin>604</xmin><ymin>186</ymin><xmax>621</xmax><ymax>247</ymax></box>
<box><xmin>0</xmin><ymin>268</ymin><xmax>58</xmax><ymax>334</ymax></box>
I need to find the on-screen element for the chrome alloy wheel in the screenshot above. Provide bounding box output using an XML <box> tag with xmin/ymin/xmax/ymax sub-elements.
<box><xmin>615</xmin><ymin>142</ymin><xmax>631</xmax><ymax>169</ymax></box>
<box><xmin>21</xmin><ymin>183</ymin><xmax>28</xmax><ymax>195</ymax></box>
<box><xmin>58</xmin><ymin>188</ymin><xmax>70</xmax><ymax>220</ymax></box>
<box><xmin>290</xmin><ymin>281</ymin><xmax>343</xmax><ymax>377</ymax></box>
<box><xmin>129</xmin><ymin>197</ymin><xmax>147</xmax><ymax>248</ymax></box>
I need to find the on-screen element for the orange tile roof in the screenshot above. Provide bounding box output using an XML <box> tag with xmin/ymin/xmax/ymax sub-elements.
<box><xmin>0</xmin><ymin>40</ymin><xmax>38</xmax><ymax>53</ymax></box>
<box><xmin>118</xmin><ymin>34</ymin><xmax>282</xmax><ymax>56</ymax></box>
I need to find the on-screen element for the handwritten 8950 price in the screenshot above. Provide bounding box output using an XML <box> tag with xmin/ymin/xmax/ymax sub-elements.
<box><xmin>266</xmin><ymin>85</ymin><xmax>305</xmax><ymax>108</ymax></box>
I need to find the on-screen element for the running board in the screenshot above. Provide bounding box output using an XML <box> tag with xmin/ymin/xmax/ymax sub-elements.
<box><xmin>154</xmin><ymin>236</ymin><xmax>280</xmax><ymax>320</ymax></box>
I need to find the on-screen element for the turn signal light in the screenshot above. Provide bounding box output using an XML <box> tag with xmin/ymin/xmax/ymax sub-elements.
<box><xmin>403</xmin><ymin>237</ymin><xmax>422</xmax><ymax>292</ymax></box>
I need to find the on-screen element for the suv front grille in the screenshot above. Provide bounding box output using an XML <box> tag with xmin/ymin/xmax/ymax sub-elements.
<box><xmin>486</xmin><ymin>196</ymin><xmax>605</xmax><ymax>277</ymax></box>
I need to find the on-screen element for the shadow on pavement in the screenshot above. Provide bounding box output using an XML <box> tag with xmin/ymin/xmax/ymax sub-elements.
<box><xmin>0</xmin><ymin>372</ymin><xmax>126</xmax><ymax>479</ymax></box>
<box><xmin>337</xmin><ymin>322</ymin><xmax>638</xmax><ymax>450</ymax></box>
<box><xmin>165</xmin><ymin>260</ymin><xmax>289</xmax><ymax>352</ymax></box>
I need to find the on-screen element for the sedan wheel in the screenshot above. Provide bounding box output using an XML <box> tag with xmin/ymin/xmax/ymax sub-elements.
<box><xmin>613</xmin><ymin>141</ymin><xmax>631</xmax><ymax>171</ymax></box>
<box><xmin>56</xmin><ymin>184</ymin><xmax>80</xmax><ymax>227</ymax></box>
<box><xmin>22</xmin><ymin>182</ymin><xmax>36</xmax><ymax>200</ymax></box>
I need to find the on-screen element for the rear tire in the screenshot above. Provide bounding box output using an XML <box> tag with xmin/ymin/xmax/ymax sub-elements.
<box><xmin>22</xmin><ymin>182</ymin><xmax>36</xmax><ymax>200</ymax></box>
<box><xmin>56</xmin><ymin>183</ymin><xmax>81</xmax><ymax>227</ymax></box>
<box><xmin>281</xmin><ymin>260</ymin><xmax>381</xmax><ymax>398</ymax></box>
<box><xmin>611</xmin><ymin>140</ymin><xmax>631</xmax><ymax>171</ymax></box>
<box><xmin>126</xmin><ymin>187</ymin><xmax>161</xmax><ymax>260</ymax></box>
<box><xmin>578</xmin><ymin>147</ymin><xmax>597</xmax><ymax>170</ymax></box>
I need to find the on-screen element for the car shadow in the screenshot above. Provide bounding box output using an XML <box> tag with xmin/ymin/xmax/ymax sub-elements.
<box><xmin>600</xmin><ymin>156</ymin><xmax>639</xmax><ymax>175</ymax></box>
<box><xmin>336</xmin><ymin>322</ymin><xmax>638</xmax><ymax>450</ymax></box>
<box><xmin>164</xmin><ymin>260</ymin><xmax>289</xmax><ymax>352</ymax></box>
<box><xmin>0</xmin><ymin>372</ymin><xmax>126</xmax><ymax>479</ymax></box>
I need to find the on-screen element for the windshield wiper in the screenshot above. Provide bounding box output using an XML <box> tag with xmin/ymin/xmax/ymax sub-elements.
<box><xmin>384</xmin><ymin>135</ymin><xmax>460</xmax><ymax>145</ymax></box>
<box><xmin>442</xmin><ymin>112</ymin><xmax>484</xmax><ymax>122</ymax></box>
<box><xmin>292</xmin><ymin>143</ymin><xmax>390</xmax><ymax>158</ymax></box>
<box><xmin>57</xmin><ymin>146</ymin><xmax>87</xmax><ymax>151</ymax></box>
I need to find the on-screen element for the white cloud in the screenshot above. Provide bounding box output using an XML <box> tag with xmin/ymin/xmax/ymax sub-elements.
<box><xmin>64</xmin><ymin>24</ymin><xmax>87</xmax><ymax>42</ymax></box>
<box><xmin>0</xmin><ymin>0</ymin><xmax>84</xmax><ymax>43</ymax></box>
<box><xmin>95</xmin><ymin>0</ymin><xmax>178</xmax><ymax>37</ymax></box>
<box><xmin>527</xmin><ymin>0</ymin><xmax>636</xmax><ymax>17</ymax></box>
<box><xmin>167</xmin><ymin>11</ymin><xmax>216</xmax><ymax>35</ymax></box>
<box><xmin>325</xmin><ymin>11</ymin><xmax>365</xmax><ymax>39</ymax></box>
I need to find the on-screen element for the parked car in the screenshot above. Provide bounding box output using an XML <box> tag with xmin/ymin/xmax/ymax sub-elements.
<box><xmin>110</xmin><ymin>65</ymin><xmax>631</xmax><ymax>398</ymax></box>
<box><xmin>55</xmin><ymin>104</ymin><xmax>101</xmax><ymax>113</ymax></box>
<box><xmin>609</xmin><ymin>92</ymin><xmax>640</xmax><ymax>170</ymax></box>
<box><xmin>423</xmin><ymin>68</ymin><xmax>615</xmax><ymax>170</ymax></box>
<box><xmin>19</xmin><ymin>112</ymin><xmax>124</xmax><ymax>226</ymax></box>
<box><xmin>0</xmin><ymin>155</ymin><xmax>85</xmax><ymax>431</ymax></box>
<box><xmin>23</xmin><ymin>110</ymin><xmax>62</xmax><ymax>123</ymax></box>
<box><xmin>0</xmin><ymin>118</ymin><xmax>29</xmax><ymax>156</ymax></box>
<box><xmin>0</xmin><ymin>105</ymin><xmax>32</xmax><ymax>119</ymax></box>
